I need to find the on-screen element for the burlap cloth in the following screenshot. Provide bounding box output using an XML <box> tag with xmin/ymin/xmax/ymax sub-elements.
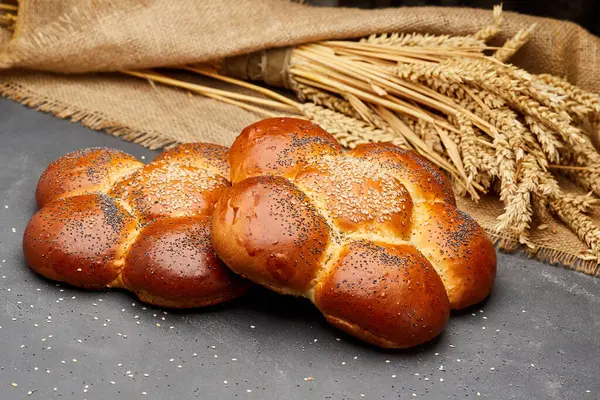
<box><xmin>1</xmin><ymin>0</ymin><xmax>599</xmax><ymax>276</ymax></box>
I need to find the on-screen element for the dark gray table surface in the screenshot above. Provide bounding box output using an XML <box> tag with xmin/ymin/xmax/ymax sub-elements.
<box><xmin>1</xmin><ymin>97</ymin><xmax>599</xmax><ymax>400</ymax></box>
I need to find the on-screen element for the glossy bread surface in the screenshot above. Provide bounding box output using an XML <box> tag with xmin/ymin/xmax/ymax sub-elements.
<box><xmin>212</xmin><ymin>118</ymin><xmax>496</xmax><ymax>348</ymax></box>
<box><xmin>23</xmin><ymin>144</ymin><xmax>249</xmax><ymax>308</ymax></box>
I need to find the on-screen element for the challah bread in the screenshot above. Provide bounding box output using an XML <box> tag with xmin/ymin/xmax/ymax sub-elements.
<box><xmin>212</xmin><ymin>118</ymin><xmax>496</xmax><ymax>348</ymax></box>
<box><xmin>23</xmin><ymin>144</ymin><xmax>249</xmax><ymax>308</ymax></box>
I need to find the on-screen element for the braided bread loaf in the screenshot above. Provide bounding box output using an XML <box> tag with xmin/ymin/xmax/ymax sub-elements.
<box><xmin>212</xmin><ymin>118</ymin><xmax>496</xmax><ymax>348</ymax></box>
<box><xmin>23</xmin><ymin>144</ymin><xmax>249</xmax><ymax>308</ymax></box>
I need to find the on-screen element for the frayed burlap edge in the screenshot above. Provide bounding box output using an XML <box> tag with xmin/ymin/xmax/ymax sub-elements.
<box><xmin>2</xmin><ymin>76</ymin><xmax>599</xmax><ymax>277</ymax></box>
<box><xmin>0</xmin><ymin>78</ymin><xmax>177</xmax><ymax>149</ymax></box>
<box><xmin>488</xmin><ymin>232</ymin><xmax>600</xmax><ymax>276</ymax></box>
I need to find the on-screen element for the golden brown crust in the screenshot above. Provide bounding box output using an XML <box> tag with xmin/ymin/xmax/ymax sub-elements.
<box><xmin>350</xmin><ymin>142</ymin><xmax>456</xmax><ymax>206</ymax></box>
<box><xmin>211</xmin><ymin>176</ymin><xmax>332</xmax><ymax>295</ymax></box>
<box><xmin>35</xmin><ymin>148</ymin><xmax>143</xmax><ymax>208</ymax></box>
<box><xmin>23</xmin><ymin>194</ymin><xmax>138</xmax><ymax>289</ymax></box>
<box><xmin>213</xmin><ymin>117</ymin><xmax>496</xmax><ymax>348</ymax></box>
<box><xmin>229</xmin><ymin>118</ymin><xmax>343</xmax><ymax>183</ymax></box>
<box><xmin>109</xmin><ymin>160</ymin><xmax>229</xmax><ymax>224</ymax></box>
<box><xmin>23</xmin><ymin>145</ymin><xmax>248</xmax><ymax>308</ymax></box>
<box><xmin>122</xmin><ymin>216</ymin><xmax>249</xmax><ymax>308</ymax></box>
<box><xmin>314</xmin><ymin>241</ymin><xmax>450</xmax><ymax>349</ymax></box>
<box><xmin>411</xmin><ymin>202</ymin><xmax>497</xmax><ymax>309</ymax></box>
<box><xmin>153</xmin><ymin>143</ymin><xmax>230</xmax><ymax>177</ymax></box>
<box><xmin>294</xmin><ymin>155</ymin><xmax>414</xmax><ymax>239</ymax></box>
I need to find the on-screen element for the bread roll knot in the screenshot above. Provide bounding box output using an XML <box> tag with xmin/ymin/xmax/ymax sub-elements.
<box><xmin>23</xmin><ymin>144</ymin><xmax>249</xmax><ymax>308</ymax></box>
<box><xmin>212</xmin><ymin>118</ymin><xmax>496</xmax><ymax>348</ymax></box>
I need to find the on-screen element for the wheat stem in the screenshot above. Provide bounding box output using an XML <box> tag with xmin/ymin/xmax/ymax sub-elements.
<box><xmin>203</xmin><ymin>93</ymin><xmax>282</xmax><ymax>118</ymax></box>
<box><xmin>0</xmin><ymin>4</ymin><xmax>17</xmax><ymax>12</ymax></box>
<box><xmin>184</xmin><ymin>66</ymin><xmax>302</xmax><ymax>109</ymax></box>
<box><xmin>123</xmin><ymin>70</ymin><xmax>299</xmax><ymax>113</ymax></box>
<box><xmin>548</xmin><ymin>165</ymin><xmax>600</xmax><ymax>172</ymax></box>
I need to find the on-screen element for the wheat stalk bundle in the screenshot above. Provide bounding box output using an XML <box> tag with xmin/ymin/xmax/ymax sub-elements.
<box><xmin>4</xmin><ymin>5</ymin><xmax>600</xmax><ymax>261</ymax></box>
<box><xmin>279</xmin><ymin>6</ymin><xmax>600</xmax><ymax>255</ymax></box>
